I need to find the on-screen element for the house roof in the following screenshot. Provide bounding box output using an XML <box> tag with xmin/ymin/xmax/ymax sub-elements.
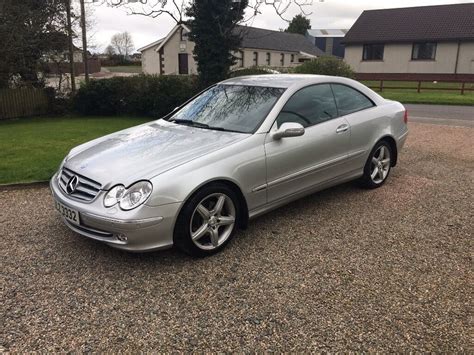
<box><xmin>307</xmin><ymin>29</ymin><xmax>348</xmax><ymax>38</ymax></box>
<box><xmin>137</xmin><ymin>38</ymin><xmax>164</xmax><ymax>52</ymax></box>
<box><xmin>343</xmin><ymin>3</ymin><xmax>474</xmax><ymax>45</ymax></box>
<box><xmin>139</xmin><ymin>23</ymin><xmax>323</xmax><ymax>56</ymax></box>
<box><xmin>236</xmin><ymin>26</ymin><xmax>323</xmax><ymax>56</ymax></box>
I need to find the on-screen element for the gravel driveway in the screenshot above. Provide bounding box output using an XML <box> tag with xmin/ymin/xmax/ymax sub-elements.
<box><xmin>1</xmin><ymin>122</ymin><xmax>472</xmax><ymax>352</ymax></box>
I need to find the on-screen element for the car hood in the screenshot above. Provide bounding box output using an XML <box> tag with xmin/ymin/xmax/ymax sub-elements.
<box><xmin>64</xmin><ymin>120</ymin><xmax>249</xmax><ymax>188</ymax></box>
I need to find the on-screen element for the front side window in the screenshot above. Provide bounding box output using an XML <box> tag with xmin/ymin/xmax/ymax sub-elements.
<box><xmin>412</xmin><ymin>42</ymin><xmax>437</xmax><ymax>60</ymax></box>
<box><xmin>331</xmin><ymin>84</ymin><xmax>374</xmax><ymax>116</ymax></box>
<box><xmin>170</xmin><ymin>85</ymin><xmax>285</xmax><ymax>133</ymax></box>
<box><xmin>363</xmin><ymin>44</ymin><xmax>384</xmax><ymax>61</ymax></box>
<box><xmin>276</xmin><ymin>84</ymin><xmax>338</xmax><ymax>128</ymax></box>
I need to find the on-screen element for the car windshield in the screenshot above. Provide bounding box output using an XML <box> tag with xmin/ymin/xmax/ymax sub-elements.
<box><xmin>169</xmin><ymin>84</ymin><xmax>285</xmax><ymax>133</ymax></box>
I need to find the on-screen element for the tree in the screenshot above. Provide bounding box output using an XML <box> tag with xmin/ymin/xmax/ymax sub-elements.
<box><xmin>0</xmin><ymin>0</ymin><xmax>69</xmax><ymax>88</ymax></box>
<box><xmin>110</xmin><ymin>32</ymin><xmax>135</xmax><ymax>57</ymax></box>
<box><xmin>105</xmin><ymin>45</ymin><xmax>116</xmax><ymax>57</ymax></box>
<box><xmin>187</xmin><ymin>0</ymin><xmax>247</xmax><ymax>87</ymax></box>
<box><xmin>285</xmin><ymin>14</ymin><xmax>311</xmax><ymax>35</ymax></box>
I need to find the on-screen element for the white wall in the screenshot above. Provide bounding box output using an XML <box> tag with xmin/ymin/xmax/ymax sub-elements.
<box><xmin>344</xmin><ymin>41</ymin><xmax>474</xmax><ymax>74</ymax></box>
<box><xmin>141</xmin><ymin>46</ymin><xmax>160</xmax><ymax>75</ymax></box>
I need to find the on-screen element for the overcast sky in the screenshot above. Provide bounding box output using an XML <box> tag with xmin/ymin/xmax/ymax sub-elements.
<box><xmin>88</xmin><ymin>0</ymin><xmax>471</xmax><ymax>52</ymax></box>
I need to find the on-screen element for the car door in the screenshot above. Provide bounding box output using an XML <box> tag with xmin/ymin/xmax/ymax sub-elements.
<box><xmin>331</xmin><ymin>84</ymin><xmax>378</xmax><ymax>172</ymax></box>
<box><xmin>264</xmin><ymin>84</ymin><xmax>352</xmax><ymax>204</ymax></box>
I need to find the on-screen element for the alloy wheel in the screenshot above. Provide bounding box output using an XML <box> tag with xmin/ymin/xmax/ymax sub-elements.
<box><xmin>189</xmin><ymin>193</ymin><xmax>236</xmax><ymax>250</ymax></box>
<box><xmin>370</xmin><ymin>145</ymin><xmax>391</xmax><ymax>184</ymax></box>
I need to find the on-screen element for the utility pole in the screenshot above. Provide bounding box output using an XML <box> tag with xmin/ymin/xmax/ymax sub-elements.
<box><xmin>66</xmin><ymin>0</ymin><xmax>76</xmax><ymax>92</ymax></box>
<box><xmin>80</xmin><ymin>0</ymin><xmax>89</xmax><ymax>83</ymax></box>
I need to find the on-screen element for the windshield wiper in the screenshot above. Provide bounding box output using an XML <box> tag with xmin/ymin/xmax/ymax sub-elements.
<box><xmin>171</xmin><ymin>119</ymin><xmax>210</xmax><ymax>129</ymax></box>
<box><xmin>172</xmin><ymin>119</ymin><xmax>245</xmax><ymax>133</ymax></box>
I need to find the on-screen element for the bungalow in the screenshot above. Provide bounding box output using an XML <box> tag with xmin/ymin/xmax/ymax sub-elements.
<box><xmin>343</xmin><ymin>3</ymin><xmax>474</xmax><ymax>81</ymax></box>
<box><xmin>138</xmin><ymin>24</ymin><xmax>322</xmax><ymax>75</ymax></box>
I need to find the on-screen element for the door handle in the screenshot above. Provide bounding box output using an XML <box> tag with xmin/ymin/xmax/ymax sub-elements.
<box><xmin>336</xmin><ymin>124</ymin><xmax>349</xmax><ymax>133</ymax></box>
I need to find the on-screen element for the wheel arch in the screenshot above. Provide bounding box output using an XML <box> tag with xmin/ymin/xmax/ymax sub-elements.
<box><xmin>175</xmin><ymin>178</ymin><xmax>249</xmax><ymax>230</ymax></box>
<box><xmin>379</xmin><ymin>135</ymin><xmax>398</xmax><ymax>167</ymax></box>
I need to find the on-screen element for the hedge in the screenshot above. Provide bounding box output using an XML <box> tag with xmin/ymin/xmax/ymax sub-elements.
<box><xmin>293</xmin><ymin>57</ymin><xmax>355</xmax><ymax>79</ymax></box>
<box><xmin>73</xmin><ymin>75</ymin><xmax>199</xmax><ymax>117</ymax></box>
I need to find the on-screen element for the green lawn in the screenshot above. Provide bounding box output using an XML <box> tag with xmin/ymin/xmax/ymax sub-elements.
<box><xmin>0</xmin><ymin>116</ymin><xmax>149</xmax><ymax>184</ymax></box>
<box><xmin>104</xmin><ymin>66</ymin><xmax>142</xmax><ymax>74</ymax></box>
<box><xmin>361</xmin><ymin>80</ymin><xmax>474</xmax><ymax>105</ymax></box>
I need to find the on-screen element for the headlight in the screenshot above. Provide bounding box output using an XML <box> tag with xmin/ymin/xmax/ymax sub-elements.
<box><xmin>103</xmin><ymin>181</ymin><xmax>153</xmax><ymax>210</ymax></box>
<box><xmin>104</xmin><ymin>185</ymin><xmax>126</xmax><ymax>207</ymax></box>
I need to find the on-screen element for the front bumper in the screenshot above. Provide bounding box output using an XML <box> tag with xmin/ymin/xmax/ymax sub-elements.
<box><xmin>50</xmin><ymin>173</ymin><xmax>182</xmax><ymax>252</ymax></box>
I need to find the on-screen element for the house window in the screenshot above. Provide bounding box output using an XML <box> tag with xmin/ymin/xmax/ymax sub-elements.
<box><xmin>237</xmin><ymin>50</ymin><xmax>244</xmax><ymax>67</ymax></box>
<box><xmin>253</xmin><ymin>52</ymin><xmax>258</xmax><ymax>66</ymax></box>
<box><xmin>266</xmin><ymin>52</ymin><xmax>271</xmax><ymax>65</ymax></box>
<box><xmin>180</xmin><ymin>28</ymin><xmax>188</xmax><ymax>41</ymax></box>
<box><xmin>412</xmin><ymin>42</ymin><xmax>437</xmax><ymax>60</ymax></box>
<box><xmin>362</xmin><ymin>44</ymin><xmax>384</xmax><ymax>61</ymax></box>
<box><xmin>280</xmin><ymin>53</ymin><xmax>285</xmax><ymax>66</ymax></box>
<box><xmin>291</xmin><ymin>54</ymin><xmax>295</xmax><ymax>63</ymax></box>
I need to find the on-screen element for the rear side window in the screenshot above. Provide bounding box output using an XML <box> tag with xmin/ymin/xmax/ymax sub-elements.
<box><xmin>331</xmin><ymin>84</ymin><xmax>374</xmax><ymax>116</ymax></box>
<box><xmin>276</xmin><ymin>84</ymin><xmax>338</xmax><ymax>128</ymax></box>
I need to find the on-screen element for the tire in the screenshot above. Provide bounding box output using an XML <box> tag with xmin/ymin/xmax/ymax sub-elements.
<box><xmin>173</xmin><ymin>183</ymin><xmax>240</xmax><ymax>257</ymax></box>
<box><xmin>360</xmin><ymin>140</ymin><xmax>393</xmax><ymax>189</ymax></box>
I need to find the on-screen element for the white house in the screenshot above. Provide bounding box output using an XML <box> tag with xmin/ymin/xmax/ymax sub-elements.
<box><xmin>138</xmin><ymin>24</ymin><xmax>323</xmax><ymax>75</ymax></box>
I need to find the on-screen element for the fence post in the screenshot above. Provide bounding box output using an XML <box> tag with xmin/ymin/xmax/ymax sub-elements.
<box><xmin>417</xmin><ymin>81</ymin><xmax>421</xmax><ymax>93</ymax></box>
<box><xmin>461</xmin><ymin>82</ymin><xmax>465</xmax><ymax>95</ymax></box>
<box><xmin>379</xmin><ymin>80</ymin><xmax>384</xmax><ymax>92</ymax></box>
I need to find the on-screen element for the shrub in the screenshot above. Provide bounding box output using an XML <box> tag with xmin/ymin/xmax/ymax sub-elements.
<box><xmin>294</xmin><ymin>57</ymin><xmax>355</xmax><ymax>79</ymax></box>
<box><xmin>73</xmin><ymin>75</ymin><xmax>199</xmax><ymax>117</ymax></box>
<box><xmin>228</xmin><ymin>67</ymin><xmax>278</xmax><ymax>78</ymax></box>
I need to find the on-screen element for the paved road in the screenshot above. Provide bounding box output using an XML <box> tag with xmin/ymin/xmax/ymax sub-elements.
<box><xmin>1</xmin><ymin>123</ymin><xmax>472</xmax><ymax>352</ymax></box>
<box><xmin>404</xmin><ymin>104</ymin><xmax>474</xmax><ymax>127</ymax></box>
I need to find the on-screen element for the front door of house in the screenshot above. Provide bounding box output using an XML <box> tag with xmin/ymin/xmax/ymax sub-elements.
<box><xmin>178</xmin><ymin>54</ymin><xmax>189</xmax><ymax>75</ymax></box>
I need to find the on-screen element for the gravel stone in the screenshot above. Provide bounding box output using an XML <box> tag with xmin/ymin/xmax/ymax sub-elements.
<box><xmin>0</xmin><ymin>122</ymin><xmax>472</xmax><ymax>352</ymax></box>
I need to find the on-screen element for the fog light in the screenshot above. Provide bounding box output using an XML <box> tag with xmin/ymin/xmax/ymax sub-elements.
<box><xmin>116</xmin><ymin>234</ymin><xmax>127</xmax><ymax>242</ymax></box>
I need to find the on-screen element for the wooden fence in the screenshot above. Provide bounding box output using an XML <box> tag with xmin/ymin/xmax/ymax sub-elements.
<box><xmin>356</xmin><ymin>73</ymin><xmax>474</xmax><ymax>95</ymax></box>
<box><xmin>0</xmin><ymin>88</ymin><xmax>50</xmax><ymax>120</ymax></box>
<box><xmin>364</xmin><ymin>79</ymin><xmax>473</xmax><ymax>95</ymax></box>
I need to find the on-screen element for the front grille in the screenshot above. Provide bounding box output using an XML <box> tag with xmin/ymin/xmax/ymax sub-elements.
<box><xmin>59</xmin><ymin>167</ymin><xmax>102</xmax><ymax>202</ymax></box>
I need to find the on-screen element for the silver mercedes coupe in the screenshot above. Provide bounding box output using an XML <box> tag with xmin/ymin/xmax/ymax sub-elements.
<box><xmin>51</xmin><ymin>75</ymin><xmax>408</xmax><ymax>256</ymax></box>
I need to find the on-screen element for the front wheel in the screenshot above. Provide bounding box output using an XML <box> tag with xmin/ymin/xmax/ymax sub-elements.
<box><xmin>360</xmin><ymin>141</ymin><xmax>392</xmax><ymax>189</ymax></box>
<box><xmin>174</xmin><ymin>184</ymin><xmax>240</xmax><ymax>257</ymax></box>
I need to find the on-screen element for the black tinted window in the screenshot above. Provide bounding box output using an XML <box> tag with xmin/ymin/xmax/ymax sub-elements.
<box><xmin>276</xmin><ymin>84</ymin><xmax>338</xmax><ymax>128</ymax></box>
<box><xmin>331</xmin><ymin>84</ymin><xmax>374</xmax><ymax>116</ymax></box>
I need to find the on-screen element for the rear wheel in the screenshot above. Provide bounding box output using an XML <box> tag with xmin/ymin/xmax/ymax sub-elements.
<box><xmin>360</xmin><ymin>141</ymin><xmax>392</xmax><ymax>188</ymax></box>
<box><xmin>174</xmin><ymin>183</ymin><xmax>239</xmax><ymax>257</ymax></box>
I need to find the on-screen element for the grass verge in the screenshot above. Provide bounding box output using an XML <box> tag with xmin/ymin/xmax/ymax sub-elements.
<box><xmin>0</xmin><ymin>116</ymin><xmax>149</xmax><ymax>185</ymax></box>
<box><xmin>361</xmin><ymin>80</ymin><xmax>474</xmax><ymax>105</ymax></box>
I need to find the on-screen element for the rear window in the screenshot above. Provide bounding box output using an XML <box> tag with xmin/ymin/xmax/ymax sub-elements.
<box><xmin>331</xmin><ymin>84</ymin><xmax>374</xmax><ymax>116</ymax></box>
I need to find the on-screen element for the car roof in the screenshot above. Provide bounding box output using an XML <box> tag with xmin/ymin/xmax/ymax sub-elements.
<box><xmin>221</xmin><ymin>74</ymin><xmax>349</xmax><ymax>89</ymax></box>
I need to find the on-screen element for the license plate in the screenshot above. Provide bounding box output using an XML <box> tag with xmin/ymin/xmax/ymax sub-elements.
<box><xmin>55</xmin><ymin>200</ymin><xmax>80</xmax><ymax>226</ymax></box>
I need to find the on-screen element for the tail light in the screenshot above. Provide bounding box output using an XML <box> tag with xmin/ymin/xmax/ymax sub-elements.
<box><xmin>404</xmin><ymin>109</ymin><xmax>408</xmax><ymax>124</ymax></box>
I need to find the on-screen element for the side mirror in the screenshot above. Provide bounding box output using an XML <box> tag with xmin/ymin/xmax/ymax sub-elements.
<box><xmin>273</xmin><ymin>122</ymin><xmax>305</xmax><ymax>140</ymax></box>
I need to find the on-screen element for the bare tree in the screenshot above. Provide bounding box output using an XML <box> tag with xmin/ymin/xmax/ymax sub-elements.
<box><xmin>105</xmin><ymin>44</ymin><xmax>116</xmax><ymax>57</ymax></box>
<box><xmin>110</xmin><ymin>31</ymin><xmax>135</xmax><ymax>57</ymax></box>
<box><xmin>101</xmin><ymin>0</ymin><xmax>314</xmax><ymax>23</ymax></box>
